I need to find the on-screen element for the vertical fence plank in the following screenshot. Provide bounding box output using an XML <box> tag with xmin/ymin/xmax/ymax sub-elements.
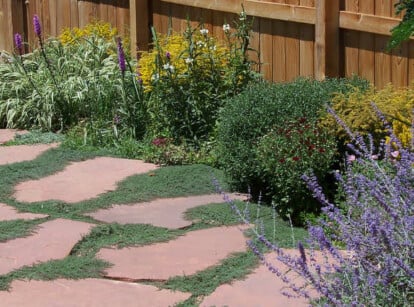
<box><xmin>249</xmin><ymin>17</ymin><xmax>260</xmax><ymax>72</ymax></box>
<box><xmin>271</xmin><ymin>0</ymin><xmax>286</xmax><ymax>82</ymax></box>
<box><xmin>359</xmin><ymin>1</ymin><xmax>375</xmax><ymax>83</ymax></box>
<box><xmin>392</xmin><ymin>42</ymin><xmax>409</xmax><ymax>87</ymax></box>
<box><xmin>99</xmin><ymin>1</ymin><xmax>109</xmax><ymax>22</ymax></box>
<box><xmin>272</xmin><ymin>19</ymin><xmax>286</xmax><ymax>82</ymax></box>
<box><xmin>344</xmin><ymin>1</ymin><xmax>359</xmax><ymax>78</ymax></box>
<box><xmin>299</xmin><ymin>0</ymin><xmax>315</xmax><ymax>77</ymax></box>
<box><xmin>152</xmin><ymin>0</ymin><xmax>162</xmax><ymax>33</ymax></box>
<box><xmin>260</xmin><ymin>17</ymin><xmax>273</xmax><ymax>80</ymax></box>
<box><xmin>106</xmin><ymin>1</ymin><xmax>117</xmax><ymax>27</ymax></box>
<box><xmin>0</xmin><ymin>0</ymin><xmax>12</xmax><ymax>52</ymax></box>
<box><xmin>70</xmin><ymin>0</ymin><xmax>79</xmax><ymax>28</ymax></box>
<box><xmin>48</xmin><ymin>0</ymin><xmax>58</xmax><ymax>36</ymax></box>
<box><xmin>56</xmin><ymin>0</ymin><xmax>71</xmax><ymax>33</ymax></box>
<box><xmin>130</xmin><ymin>0</ymin><xmax>149</xmax><ymax>55</ymax></box>
<box><xmin>170</xmin><ymin>3</ymin><xmax>184</xmax><ymax>32</ymax></box>
<box><xmin>285</xmin><ymin>0</ymin><xmax>300</xmax><ymax>81</ymax></box>
<box><xmin>315</xmin><ymin>0</ymin><xmax>339</xmax><ymax>79</ymax></box>
<box><xmin>390</xmin><ymin>0</ymin><xmax>408</xmax><ymax>87</ymax></box>
<box><xmin>374</xmin><ymin>1</ymin><xmax>392</xmax><ymax>88</ymax></box>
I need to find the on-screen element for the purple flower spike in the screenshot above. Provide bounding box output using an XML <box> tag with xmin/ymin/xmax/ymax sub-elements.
<box><xmin>117</xmin><ymin>38</ymin><xmax>126</xmax><ymax>74</ymax></box>
<box><xmin>33</xmin><ymin>15</ymin><xmax>42</xmax><ymax>37</ymax></box>
<box><xmin>166</xmin><ymin>51</ymin><xmax>171</xmax><ymax>60</ymax></box>
<box><xmin>14</xmin><ymin>33</ymin><xmax>23</xmax><ymax>55</ymax></box>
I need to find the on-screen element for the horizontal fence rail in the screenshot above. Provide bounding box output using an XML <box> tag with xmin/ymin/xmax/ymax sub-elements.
<box><xmin>0</xmin><ymin>0</ymin><xmax>412</xmax><ymax>88</ymax></box>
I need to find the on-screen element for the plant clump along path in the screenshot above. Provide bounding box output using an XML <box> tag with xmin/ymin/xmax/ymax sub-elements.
<box><xmin>0</xmin><ymin>129</ymin><xmax>311</xmax><ymax>306</ymax></box>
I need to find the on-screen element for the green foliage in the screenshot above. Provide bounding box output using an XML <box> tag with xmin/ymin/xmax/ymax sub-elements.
<box><xmin>257</xmin><ymin>117</ymin><xmax>336</xmax><ymax>222</ymax></box>
<box><xmin>139</xmin><ymin>11</ymin><xmax>259</xmax><ymax>145</ymax></box>
<box><xmin>321</xmin><ymin>84</ymin><xmax>414</xmax><ymax>149</ymax></box>
<box><xmin>0</xmin><ymin>256</ymin><xmax>108</xmax><ymax>290</ymax></box>
<box><xmin>3</xmin><ymin>130</ymin><xmax>64</xmax><ymax>145</ymax></box>
<box><xmin>72</xmin><ymin>223</ymin><xmax>178</xmax><ymax>257</ymax></box>
<box><xmin>388</xmin><ymin>1</ymin><xmax>414</xmax><ymax>50</ymax></box>
<box><xmin>0</xmin><ymin>23</ymin><xmax>146</xmax><ymax>147</ymax></box>
<box><xmin>216</xmin><ymin>77</ymin><xmax>369</xmax><ymax>222</ymax></box>
<box><xmin>0</xmin><ymin>219</ymin><xmax>46</xmax><ymax>242</ymax></box>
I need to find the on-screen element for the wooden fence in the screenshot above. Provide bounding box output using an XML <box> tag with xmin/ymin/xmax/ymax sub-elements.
<box><xmin>0</xmin><ymin>0</ymin><xmax>412</xmax><ymax>88</ymax></box>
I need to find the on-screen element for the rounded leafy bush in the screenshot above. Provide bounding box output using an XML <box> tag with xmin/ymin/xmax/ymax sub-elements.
<box><xmin>321</xmin><ymin>84</ymin><xmax>414</xmax><ymax>148</ymax></box>
<box><xmin>257</xmin><ymin>117</ymin><xmax>336</xmax><ymax>221</ymax></box>
<box><xmin>216</xmin><ymin>77</ymin><xmax>369</xmax><ymax>222</ymax></box>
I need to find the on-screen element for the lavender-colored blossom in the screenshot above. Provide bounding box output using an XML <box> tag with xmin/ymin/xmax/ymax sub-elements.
<box><xmin>165</xmin><ymin>51</ymin><xmax>171</xmax><ymax>60</ymax></box>
<box><xmin>14</xmin><ymin>33</ymin><xmax>23</xmax><ymax>55</ymax></box>
<box><xmin>214</xmin><ymin>103</ymin><xmax>414</xmax><ymax>305</ymax></box>
<box><xmin>117</xmin><ymin>38</ymin><xmax>126</xmax><ymax>74</ymax></box>
<box><xmin>33</xmin><ymin>15</ymin><xmax>42</xmax><ymax>37</ymax></box>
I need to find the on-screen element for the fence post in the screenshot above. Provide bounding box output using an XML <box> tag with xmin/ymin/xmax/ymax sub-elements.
<box><xmin>129</xmin><ymin>0</ymin><xmax>150</xmax><ymax>57</ymax></box>
<box><xmin>314</xmin><ymin>0</ymin><xmax>340</xmax><ymax>80</ymax></box>
<box><xmin>0</xmin><ymin>0</ymin><xmax>25</xmax><ymax>53</ymax></box>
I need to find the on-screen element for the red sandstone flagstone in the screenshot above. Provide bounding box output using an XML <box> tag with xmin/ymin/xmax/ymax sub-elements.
<box><xmin>201</xmin><ymin>249</ymin><xmax>340</xmax><ymax>307</ymax></box>
<box><xmin>0</xmin><ymin>143</ymin><xmax>59</xmax><ymax>165</ymax></box>
<box><xmin>0</xmin><ymin>278</ymin><xmax>191</xmax><ymax>307</ymax></box>
<box><xmin>13</xmin><ymin>157</ymin><xmax>158</xmax><ymax>203</ymax></box>
<box><xmin>0</xmin><ymin>218</ymin><xmax>93</xmax><ymax>275</ymax></box>
<box><xmin>87</xmin><ymin>193</ymin><xmax>248</xmax><ymax>229</ymax></box>
<box><xmin>0</xmin><ymin>203</ymin><xmax>47</xmax><ymax>221</ymax></box>
<box><xmin>97</xmin><ymin>225</ymin><xmax>248</xmax><ymax>281</ymax></box>
<box><xmin>0</xmin><ymin>129</ymin><xmax>28</xmax><ymax>144</ymax></box>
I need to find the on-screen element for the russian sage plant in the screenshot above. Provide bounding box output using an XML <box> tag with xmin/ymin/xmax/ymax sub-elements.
<box><xmin>219</xmin><ymin>104</ymin><xmax>413</xmax><ymax>306</ymax></box>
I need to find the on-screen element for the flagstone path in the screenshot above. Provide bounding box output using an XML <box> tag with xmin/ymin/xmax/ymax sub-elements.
<box><xmin>0</xmin><ymin>129</ymin><xmax>28</xmax><ymax>144</ymax></box>
<box><xmin>87</xmin><ymin>194</ymin><xmax>247</xmax><ymax>229</ymax></box>
<box><xmin>0</xmin><ymin>203</ymin><xmax>48</xmax><ymax>221</ymax></box>
<box><xmin>13</xmin><ymin>157</ymin><xmax>158</xmax><ymax>203</ymax></box>
<box><xmin>0</xmin><ymin>129</ymin><xmax>315</xmax><ymax>306</ymax></box>
<box><xmin>0</xmin><ymin>143</ymin><xmax>60</xmax><ymax>165</ymax></box>
<box><xmin>0</xmin><ymin>219</ymin><xmax>93</xmax><ymax>275</ymax></box>
<box><xmin>0</xmin><ymin>279</ymin><xmax>191</xmax><ymax>307</ymax></box>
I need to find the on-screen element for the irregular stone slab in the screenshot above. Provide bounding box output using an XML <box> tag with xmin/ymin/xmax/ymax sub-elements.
<box><xmin>0</xmin><ymin>218</ymin><xmax>93</xmax><ymax>275</ymax></box>
<box><xmin>0</xmin><ymin>129</ymin><xmax>28</xmax><ymax>144</ymax></box>
<box><xmin>0</xmin><ymin>203</ymin><xmax>48</xmax><ymax>221</ymax></box>
<box><xmin>201</xmin><ymin>263</ymin><xmax>310</xmax><ymax>307</ymax></box>
<box><xmin>87</xmin><ymin>193</ymin><xmax>248</xmax><ymax>229</ymax></box>
<box><xmin>0</xmin><ymin>278</ymin><xmax>191</xmax><ymax>307</ymax></box>
<box><xmin>0</xmin><ymin>143</ymin><xmax>59</xmax><ymax>165</ymax></box>
<box><xmin>13</xmin><ymin>157</ymin><xmax>158</xmax><ymax>203</ymax></box>
<box><xmin>97</xmin><ymin>225</ymin><xmax>248</xmax><ymax>280</ymax></box>
<box><xmin>202</xmin><ymin>249</ymin><xmax>338</xmax><ymax>307</ymax></box>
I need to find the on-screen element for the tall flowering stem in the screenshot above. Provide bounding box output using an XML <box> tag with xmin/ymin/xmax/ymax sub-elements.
<box><xmin>117</xmin><ymin>37</ymin><xmax>126</xmax><ymax>76</ymax></box>
<box><xmin>33</xmin><ymin>15</ymin><xmax>43</xmax><ymax>47</ymax></box>
<box><xmin>13</xmin><ymin>32</ymin><xmax>43</xmax><ymax>101</ymax></box>
<box><xmin>32</xmin><ymin>15</ymin><xmax>59</xmax><ymax>90</ymax></box>
<box><xmin>116</xmin><ymin>36</ymin><xmax>145</xmax><ymax>139</ymax></box>
<box><xmin>14</xmin><ymin>33</ymin><xmax>23</xmax><ymax>55</ymax></box>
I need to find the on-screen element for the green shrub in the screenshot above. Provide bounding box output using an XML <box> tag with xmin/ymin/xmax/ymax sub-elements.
<box><xmin>216</xmin><ymin>77</ymin><xmax>369</xmax><ymax>223</ymax></box>
<box><xmin>320</xmin><ymin>84</ymin><xmax>414</xmax><ymax>149</ymax></box>
<box><xmin>0</xmin><ymin>21</ymin><xmax>145</xmax><ymax>146</ymax></box>
<box><xmin>257</xmin><ymin>117</ymin><xmax>336</xmax><ymax>222</ymax></box>
<box><xmin>138</xmin><ymin>11</ymin><xmax>259</xmax><ymax>145</ymax></box>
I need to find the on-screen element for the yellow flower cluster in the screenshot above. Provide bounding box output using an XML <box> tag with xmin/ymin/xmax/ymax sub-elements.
<box><xmin>138</xmin><ymin>31</ymin><xmax>229</xmax><ymax>92</ymax></box>
<box><xmin>59</xmin><ymin>21</ymin><xmax>119</xmax><ymax>45</ymax></box>
<box><xmin>321</xmin><ymin>84</ymin><xmax>414</xmax><ymax>148</ymax></box>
